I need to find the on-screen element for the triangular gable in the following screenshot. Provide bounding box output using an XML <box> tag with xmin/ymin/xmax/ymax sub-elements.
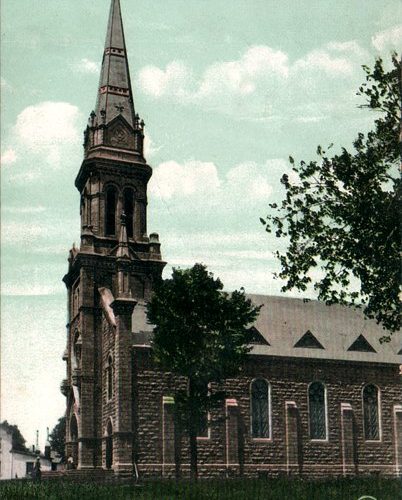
<box><xmin>347</xmin><ymin>334</ymin><xmax>376</xmax><ymax>353</ymax></box>
<box><xmin>294</xmin><ymin>330</ymin><xmax>324</xmax><ymax>349</ymax></box>
<box><xmin>107</xmin><ymin>113</ymin><xmax>135</xmax><ymax>134</ymax></box>
<box><xmin>248</xmin><ymin>327</ymin><xmax>270</xmax><ymax>345</ymax></box>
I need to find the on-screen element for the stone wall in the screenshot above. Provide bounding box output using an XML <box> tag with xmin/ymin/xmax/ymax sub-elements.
<box><xmin>132</xmin><ymin>349</ymin><xmax>402</xmax><ymax>478</ymax></box>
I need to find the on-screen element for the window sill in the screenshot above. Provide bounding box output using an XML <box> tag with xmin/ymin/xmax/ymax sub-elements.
<box><xmin>251</xmin><ymin>438</ymin><xmax>272</xmax><ymax>442</ymax></box>
<box><xmin>309</xmin><ymin>439</ymin><xmax>329</xmax><ymax>443</ymax></box>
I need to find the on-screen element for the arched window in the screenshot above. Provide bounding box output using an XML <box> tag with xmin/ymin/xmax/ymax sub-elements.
<box><xmin>251</xmin><ymin>379</ymin><xmax>270</xmax><ymax>438</ymax></box>
<box><xmin>363</xmin><ymin>384</ymin><xmax>380</xmax><ymax>440</ymax></box>
<box><xmin>308</xmin><ymin>381</ymin><xmax>327</xmax><ymax>440</ymax></box>
<box><xmin>123</xmin><ymin>188</ymin><xmax>134</xmax><ymax>238</ymax></box>
<box><xmin>105</xmin><ymin>186</ymin><xmax>117</xmax><ymax>236</ymax></box>
<box><xmin>106</xmin><ymin>355</ymin><xmax>113</xmax><ymax>400</ymax></box>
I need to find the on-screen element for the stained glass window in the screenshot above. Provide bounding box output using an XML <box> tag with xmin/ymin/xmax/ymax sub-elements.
<box><xmin>251</xmin><ymin>379</ymin><xmax>270</xmax><ymax>438</ymax></box>
<box><xmin>363</xmin><ymin>384</ymin><xmax>380</xmax><ymax>440</ymax></box>
<box><xmin>309</xmin><ymin>382</ymin><xmax>326</xmax><ymax>439</ymax></box>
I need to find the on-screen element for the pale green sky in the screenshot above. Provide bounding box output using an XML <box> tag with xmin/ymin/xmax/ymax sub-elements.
<box><xmin>1</xmin><ymin>0</ymin><xmax>401</xmax><ymax>449</ymax></box>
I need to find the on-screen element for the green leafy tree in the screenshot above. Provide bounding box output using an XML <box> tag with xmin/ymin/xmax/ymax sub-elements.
<box><xmin>261</xmin><ymin>55</ymin><xmax>401</xmax><ymax>335</ymax></box>
<box><xmin>49</xmin><ymin>416</ymin><xmax>66</xmax><ymax>461</ymax></box>
<box><xmin>1</xmin><ymin>420</ymin><xmax>28</xmax><ymax>452</ymax></box>
<box><xmin>147</xmin><ymin>263</ymin><xmax>261</xmax><ymax>479</ymax></box>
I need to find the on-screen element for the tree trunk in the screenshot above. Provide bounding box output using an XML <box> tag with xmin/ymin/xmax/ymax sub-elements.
<box><xmin>188</xmin><ymin>378</ymin><xmax>198</xmax><ymax>480</ymax></box>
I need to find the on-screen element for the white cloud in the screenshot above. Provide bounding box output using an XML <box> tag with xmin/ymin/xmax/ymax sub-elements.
<box><xmin>149</xmin><ymin>160</ymin><xmax>220</xmax><ymax>199</ymax></box>
<box><xmin>293</xmin><ymin>49</ymin><xmax>354</xmax><ymax>76</ymax></box>
<box><xmin>295</xmin><ymin>115</ymin><xmax>325</xmax><ymax>123</ymax></box>
<box><xmin>326</xmin><ymin>40</ymin><xmax>367</xmax><ymax>58</ymax></box>
<box><xmin>1</xmin><ymin>283</ymin><xmax>62</xmax><ymax>296</ymax></box>
<box><xmin>139</xmin><ymin>61</ymin><xmax>192</xmax><ymax>98</ymax></box>
<box><xmin>1</xmin><ymin>148</ymin><xmax>17</xmax><ymax>165</ymax></box>
<box><xmin>15</xmin><ymin>101</ymin><xmax>80</xmax><ymax>148</ymax></box>
<box><xmin>8</xmin><ymin>170</ymin><xmax>41</xmax><ymax>183</ymax></box>
<box><xmin>160</xmin><ymin>230</ymin><xmax>286</xmax><ymax>295</ymax></box>
<box><xmin>2</xmin><ymin>205</ymin><xmax>46</xmax><ymax>214</ymax></box>
<box><xmin>138</xmin><ymin>41</ymin><xmax>366</xmax><ymax>120</ymax></box>
<box><xmin>74</xmin><ymin>58</ymin><xmax>100</xmax><ymax>74</ymax></box>
<box><xmin>13</xmin><ymin>101</ymin><xmax>81</xmax><ymax>165</ymax></box>
<box><xmin>143</xmin><ymin>133</ymin><xmax>161</xmax><ymax>158</ymax></box>
<box><xmin>149</xmin><ymin>158</ymin><xmax>287</xmax><ymax>208</ymax></box>
<box><xmin>139</xmin><ymin>46</ymin><xmax>289</xmax><ymax>100</ymax></box>
<box><xmin>1</xmin><ymin>221</ymin><xmax>46</xmax><ymax>244</ymax></box>
<box><xmin>372</xmin><ymin>25</ymin><xmax>402</xmax><ymax>52</ymax></box>
<box><xmin>164</xmin><ymin>231</ymin><xmax>271</xmax><ymax>249</ymax></box>
<box><xmin>1</xmin><ymin>218</ymin><xmax>75</xmax><ymax>244</ymax></box>
<box><xmin>225</xmin><ymin>162</ymin><xmax>273</xmax><ymax>199</ymax></box>
<box><xmin>197</xmin><ymin>46</ymin><xmax>289</xmax><ymax>97</ymax></box>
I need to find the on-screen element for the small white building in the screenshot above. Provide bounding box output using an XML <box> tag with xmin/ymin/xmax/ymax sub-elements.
<box><xmin>0</xmin><ymin>426</ymin><xmax>52</xmax><ymax>480</ymax></box>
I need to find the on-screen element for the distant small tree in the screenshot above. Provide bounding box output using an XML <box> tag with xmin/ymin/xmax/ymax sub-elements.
<box><xmin>147</xmin><ymin>263</ymin><xmax>261</xmax><ymax>480</ymax></box>
<box><xmin>49</xmin><ymin>416</ymin><xmax>66</xmax><ymax>461</ymax></box>
<box><xmin>1</xmin><ymin>420</ymin><xmax>28</xmax><ymax>452</ymax></box>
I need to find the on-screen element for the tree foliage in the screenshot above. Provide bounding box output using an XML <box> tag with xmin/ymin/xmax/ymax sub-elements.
<box><xmin>147</xmin><ymin>263</ymin><xmax>261</xmax><ymax>478</ymax></box>
<box><xmin>261</xmin><ymin>55</ymin><xmax>401</xmax><ymax>335</ymax></box>
<box><xmin>1</xmin><ymin>420</ymin><xmax>28</xmax><ymax>452</ymax></box>
<box><xmin>49</xmin><ymin>416</ymin><xmax>66</xmax><ymax>461</ymax></box>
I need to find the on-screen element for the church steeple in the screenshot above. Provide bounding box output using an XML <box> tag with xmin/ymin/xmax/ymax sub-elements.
<box><xmin>95</xmin><ymin>0</ymin><xmax>136</xmax><ymax>129</ymax></box>
<box><xmin>63</xmin><ymin>0</ymin><xmax>165</xmax><ymax>474</ymax></box>
<box><xmin>83</xmin><ymin>0</ymin><xmax>144</xmax><ymax>159</ymax></box>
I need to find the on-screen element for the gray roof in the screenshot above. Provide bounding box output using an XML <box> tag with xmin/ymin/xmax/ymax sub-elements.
<box><xmin>98</xmin><ymin>288</ymin><xmax>401</xmax><ymax>364</ymax></box>
<box><xmin>248</xmin><ymin>294</ymin><xmax>401</xmax><ymax>364</ymax></box>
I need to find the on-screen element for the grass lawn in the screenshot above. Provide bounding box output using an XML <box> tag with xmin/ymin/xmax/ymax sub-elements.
<box><xmin>0</xmin><ymin>477</ymin><xmax>400</xmax><ymax>499</ymax></box>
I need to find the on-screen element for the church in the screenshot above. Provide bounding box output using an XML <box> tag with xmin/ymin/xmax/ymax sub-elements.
<box><xmin>61</xmin><ymin>0</ymin><xmax>402</xmax><ymax>479</ymax></box>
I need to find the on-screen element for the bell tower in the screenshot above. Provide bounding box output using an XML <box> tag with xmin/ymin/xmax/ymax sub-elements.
<box><xmin>61</xmin><ymin>0</ymin><xmax>165</xmax><ymax>473</ymax></box>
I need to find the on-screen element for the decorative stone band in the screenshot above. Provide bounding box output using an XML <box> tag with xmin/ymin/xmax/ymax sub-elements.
<box><xmin>99</xmin><ymin>85</ymin><xmax>130</xmax><ymax>97</ymax></box>
<box><xmin>105</xmin><ymin>47</ymin><xmax>125</xmax><ymax>57</ymax></box>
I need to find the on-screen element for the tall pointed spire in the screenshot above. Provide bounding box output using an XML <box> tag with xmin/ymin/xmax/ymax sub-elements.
<box><xmin>83</xmin><ymin>0</ymin><xmax>145</xmax><ymax>159</ymax></box>
<box><xmin>95</xmin><ymin>0</ymin><xmax>136</xmax><ymax>129</ymax></box>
